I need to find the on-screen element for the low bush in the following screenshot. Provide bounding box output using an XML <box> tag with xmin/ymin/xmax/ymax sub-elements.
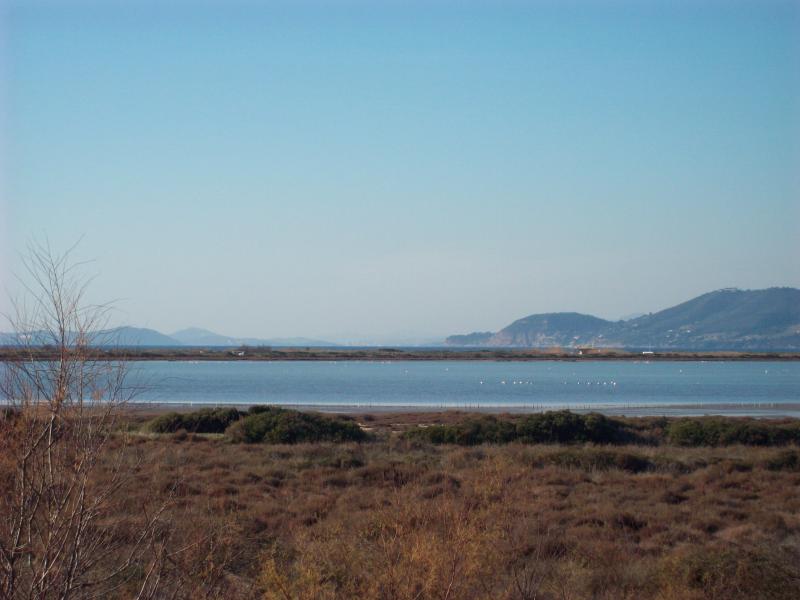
<box><xmin>408</xmin><ymin>416</ymin><xmax>516</xmax><ymax>445</ymax></box>
<box><xmin>666</xmin><ymin>418</ymin><xmax>800</xmax><ymax>447</ymax></box>
<box><xmin>225</xmin><ymin>407</ymin><xmax>368</xmax><ymax>444</ymax></box>
<box><xmin>146</xmin><ymin>407</ymin><xmax>242</xmax><ymax>434</ymax></box>
<box><xmin>516</xmin><ymin>411</ymin><xmax>631</xmax><ymax>444</ymax></box>
<box><xmin>144</xmin><ymin>406</ymin><xmax>368</xmax><ymax>443</ymax></box>
<box><xmin>405</xmin><ymin>411</ymin><xmax>633</xmax><ymax>445</ymax></box>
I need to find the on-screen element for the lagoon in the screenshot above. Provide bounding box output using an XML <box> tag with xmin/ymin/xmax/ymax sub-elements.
<box><xmin>130</xmin><ymin>360</ymin><xmax>800</xmax><ymax>416</ymax></box>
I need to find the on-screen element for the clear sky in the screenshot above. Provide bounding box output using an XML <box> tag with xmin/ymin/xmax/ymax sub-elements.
<box><xmin>2</xmin><ymin>0</ymin><xmax>799</xmax><ymax>343</ymax></box>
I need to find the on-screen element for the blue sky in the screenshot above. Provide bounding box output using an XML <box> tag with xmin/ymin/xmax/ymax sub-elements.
<box><xmin>2</xmin><ymin>0</ymin><xmax>799</xmax><ymax>342</ymax></box>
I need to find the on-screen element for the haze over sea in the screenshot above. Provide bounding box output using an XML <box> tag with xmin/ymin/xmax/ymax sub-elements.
<box><xmin>132</xmin><ymin>360</ymin><xmax>800</xmax><ymax>416</ymax></box>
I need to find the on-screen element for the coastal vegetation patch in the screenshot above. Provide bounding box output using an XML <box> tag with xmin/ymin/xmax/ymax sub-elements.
<box><xmin>145</xmin><ymin>406</ymin><xmax>368</xmax><ymax>443</ymax></box>
<box><xmin>665</xmin><ymin>417</ymin><xmax>800</xmax><ymax>447</ymax></box>
<box><xmin>403</xmin><ymin>411</ymin><xmax>634</xmax><ymax>445</ymax></box>
<box><xmin>144</xmin><ymin>408</ymin><xmax>800</xmax><ymax>449</ymax></box>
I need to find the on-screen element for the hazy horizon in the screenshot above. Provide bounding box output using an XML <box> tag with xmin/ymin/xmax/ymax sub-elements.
<box><xmin>3</xmin><ymin>0</ymin><xmax>799</xmax><ymax>341</ymax></box>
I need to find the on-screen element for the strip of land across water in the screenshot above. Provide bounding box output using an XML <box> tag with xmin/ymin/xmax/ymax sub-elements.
<box><xmin>130</xmin><ymin>402</ymin><xmax>800</xmax><ymax>418</ymax></box>
<box><xmin>1</xmin><ymin>346</ymin><xmax>798</xmax><ymax>361</ymax></box>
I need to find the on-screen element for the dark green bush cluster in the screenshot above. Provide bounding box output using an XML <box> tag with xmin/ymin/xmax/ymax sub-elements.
<box><xmin>146</xmin><ymin>407</ymin><xmax>242</xmax><ymax>434</ymax></box>
<box><xmin>405</xmin><ymin>411</ymin><xmax>632</xmax><ymax>446</ymax></box>
<box><xmin>225</xmin><ymin>406</ymin><xmax>368</xmax><ymax>444</ymax></box>
<box><xmin>516</xmin><ymin>411</ymin><xmax>630</xmax><ymax>444</ymax></box>
<box><xmin>666</xmin><ymin>418</ymin><xmax>800</xmax><ymax>447</ymax></box>
<box><xmin>409</xmin><ymin>416</ymin><xmax>517</xmax><ymax>445</ymax></box>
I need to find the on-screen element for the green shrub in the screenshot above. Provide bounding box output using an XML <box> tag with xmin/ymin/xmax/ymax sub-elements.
<box><xmin>516</xmin><ymin>411</ymin><xmax>630</xmax><ymax>444</ymax></box>
<box><xmin>225</xmin><ymin>407</ymin><xmax>368</xmax><ymax>444</ymax></box>
<box><xmin>411</xmin><ymin>416</ymin><xmax>517</xmax><ymax>446</ymax></box>
<box><xmin>405</xmin><ymin>411</ymin><xmax>632</xmax><ymax>446</ymax></box>
<box><xmin>666</xmin><ymin>418</ymin><xmax>800</xmax><ymax>447</ymax></box>
<box><xmin>146</xmin><ymin>407</ymin><xmax>242</xmax><ymax>434</ymax></box>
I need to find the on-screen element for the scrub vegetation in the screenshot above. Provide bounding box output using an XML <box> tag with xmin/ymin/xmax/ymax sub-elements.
<box><xmin>142</xmin><ymin>407</ymin><xmax>800</xmax><ymax>448</ymax></box>
<box><xmin>129</xmin><ymin>411</ymin><xmax>800</xmax><ymax>599</ymax></box>
<box><xmin>405</xmin><ymin>412</ymin><xmax>800</xmax><ymax>447</ymax></box>
<box><xmin>145</xmin><ymin>406</ymin><xmax>368</xmax><ymax>443</ymax></box>
<box><xmin>6</xmin><ymin>396</ymin><xmax>800</xmax><ymax>600</ymax></box>
<box><xmin>3</xmin><ymin>404</ymin><xmax>800</xmax><ymax>598</ymax></box>
<box><xmin>403</xmin><ymin>411</ymin><xmax>634</xmax><ymax>445</ymax></box>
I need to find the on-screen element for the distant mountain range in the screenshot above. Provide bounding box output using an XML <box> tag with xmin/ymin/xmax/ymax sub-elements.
<box><xmin>446</xmin><ymin>288</ymin><xmax>800</xmax><ymax>350</ymax></box>
<box><xmin>169</xmin><ymin>328</ymin><xmax>331</xmax><ymax>347</ymax></box>
<box><xmin>0</xmin><ymin>326</ymin><xmax>333</xmax><ymax>348</ymax></box>
<box><xmin>3</xmin><ymin>288</ymin><xmax>798</xmax><ymax>350</ymax></box>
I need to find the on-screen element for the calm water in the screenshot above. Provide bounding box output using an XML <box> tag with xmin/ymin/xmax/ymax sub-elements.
<box><xmin>130</xmin><ymin>360</ymin><xmax>800</xmax><ymax>414</ymax></box>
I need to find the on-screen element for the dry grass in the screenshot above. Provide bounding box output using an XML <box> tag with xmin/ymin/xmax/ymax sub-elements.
<box><xmin>96</xmin><ymin>423</ymin><xmax>800</xmax><ymax>600</ymax></box>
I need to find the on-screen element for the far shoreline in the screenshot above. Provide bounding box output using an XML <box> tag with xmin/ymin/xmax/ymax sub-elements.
<box><xmin>2</xmin><ymin>346</ymin><xmax>799</xmax><ymax>362</ymax></box>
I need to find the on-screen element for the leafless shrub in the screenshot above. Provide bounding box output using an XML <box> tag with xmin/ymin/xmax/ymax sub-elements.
<box><xmin>0</xmin><ymin>242</ymin><xmax>228</xmax><ymax>599</ymax></box>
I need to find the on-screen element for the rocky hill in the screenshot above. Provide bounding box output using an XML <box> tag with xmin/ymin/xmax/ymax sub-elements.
<box><xmin>446</xmin><ymin>288</ymin><xmax>800</xmax><ymax>350</ymax></box>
